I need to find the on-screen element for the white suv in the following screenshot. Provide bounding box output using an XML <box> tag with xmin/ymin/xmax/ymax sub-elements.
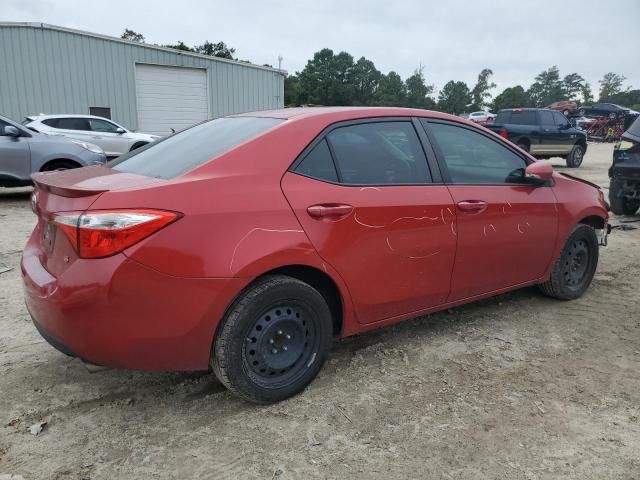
<box><xmin>23</xmin><ymin>115</ymin><xmax>161</xmax><ymax>157</ymax></box>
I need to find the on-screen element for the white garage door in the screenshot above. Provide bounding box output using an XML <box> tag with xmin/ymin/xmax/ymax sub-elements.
<box><xmin>135</xmin><ymin>64</ymin><xmax>208</xmax><ymax>135</ymax></box>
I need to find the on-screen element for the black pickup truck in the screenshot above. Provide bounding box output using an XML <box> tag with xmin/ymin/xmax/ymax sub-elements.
<box><xmin>484</xmin><ymin>108</ymin><xmax>588</xmax><ymax>167</ymax></box>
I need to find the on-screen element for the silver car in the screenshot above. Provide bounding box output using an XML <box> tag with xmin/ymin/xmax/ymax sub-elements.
<box><xmin>0</xmin><ymin>115</ymin><xmax>106</xmax><ymax>188</ymax></box>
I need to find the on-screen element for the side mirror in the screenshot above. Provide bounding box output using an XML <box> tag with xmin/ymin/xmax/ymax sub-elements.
<box><xmin>115</xmin><ymin>127</ymin><xmax>125</xmax><ymax>134</ymax></box>
<box><xmin>558</xmin><ymin>123</ymin><xmax>571</xmax><ymax>130</ymax></box>
<box><xmin>525</xmin><ymin>161</ymin><xmax>554</xmax><ymax>186</ymax></box>
<box><xmin>3</xmin><ymin>125</ymin><xmax>21</xmax><ymax>137</ymax></box>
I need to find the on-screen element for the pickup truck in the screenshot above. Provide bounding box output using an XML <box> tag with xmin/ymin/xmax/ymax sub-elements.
<box><xmin>484</xmin><ymin>108</ymin><xmax>588</xmax><ymax>167</ymax></box>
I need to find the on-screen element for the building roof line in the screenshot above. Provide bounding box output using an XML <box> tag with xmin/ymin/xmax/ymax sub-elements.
<box><xmin>0</xmin><ymin>21</ymin><xmax>287</xmax><ymax>75</ymax></box>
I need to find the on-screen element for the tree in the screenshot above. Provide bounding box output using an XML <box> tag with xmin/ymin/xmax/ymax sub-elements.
<box><xmin>527</xmin><ymin>66</ymin><xmax>564</xmax><ymax>107</ymax></box>
<box><xmin>121</xmin><ymin>29</ymin><xmax>145</xmax><ymax>42</ymax></box>
<box><xmin>374</xmin><ymin>71</ymin><xmax>406</xmax><ymax>106</ymax></box>
<box><xmin>438</xmin><ymin>81</ymin><xmax>472</xmax><ymax>114</ymax></box>
<box><xmin>562</xmin><ymin>73</ymin><xmax>586</xmax><ymax>101</ymax></box>
<box><xmin>605</xmin><ymin>89</ymin><xmax>640</xmax><ymax>108</ymax></box>
<box><xmin>491</xmin><ymin>85</ymin><xmax>530</xmax><ymax>111</ymax></box>
<box><xmin>405</xmin><ymin>68</ymin><xmax>435</xmax><ymax>109</ymax></box>
<box><xmin>471</xmin><ymin>68</ymin><xmax>496</xmax><ymax>110</ymax></box>
<box><xmin>284</xmin><ymin>74</ymin><xmax>301</xmax><ymax>106</ymax></box>
<box><xmin>581</xmin><ymin>82</ymin><xmax>594</xmax><ymax>105</ymax></box>
<box><xmin>163</xmin><ymin>41</ymin><xmax>195</xmax><ymax>52</ymax></box>
<box><xmin>351</xmin><ymin>57</ymin><xmax>382</xmax><ymax>105</ymax></box>
<box><xmin>599</xmin><ymin>72</ymin><xmax>627</xmax><ymax>101</ymax></box>
<box><xmin>298</xmin><ymin>48</ymin><xmax>356</xmax><ymax>106</ymax></box>
<box><xmin>195</xmin><ymin>40</ymin><xmax>236</xmax><ymax>60</ymax></box>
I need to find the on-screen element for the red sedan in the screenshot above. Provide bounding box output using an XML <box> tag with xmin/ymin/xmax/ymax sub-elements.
<box><xmin>22</xmin><ymin>107</ymin><xmax>609</xmax><ymax>403</ymax></box>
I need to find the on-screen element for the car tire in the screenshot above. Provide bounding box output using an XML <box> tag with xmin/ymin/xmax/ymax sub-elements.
<box><xmin>578</xmin><ymin>109</ymin><xmax>585</xmax><ymax>116</ymax></box>
<box><xmin>566</xmin><ymin>144</ymin><xmax>584</xmax><ymax>168</ymax></box>
<box><xmin>609</xmin><ymin>179</ymin><xmax>639</xmax><ymax>215</ymax></box>
<box><xmin>538</xmin><ymin>224</ymin><xmax>599</xmax><ymax>300</ymax></box>
<box><xmin>212</xmin><ymin>275</ymin><xmax>333</xmax><ymax>403</ymax></box>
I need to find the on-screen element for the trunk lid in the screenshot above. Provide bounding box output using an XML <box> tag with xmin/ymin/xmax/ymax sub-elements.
<box><xmin>31</xmin><ymin>166</ymin><xmax>164</xmax><ymax>277</ymax></box>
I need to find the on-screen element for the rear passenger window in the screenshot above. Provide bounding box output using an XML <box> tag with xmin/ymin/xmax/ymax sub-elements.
<box><xmin>509</xmin><ymin>110</ymin><xmax>537</xmax><ymax>125</ymax></box>
<box><xmin>427</xmin><ymin>122</ymin><xmax>527</xmax><ymax>184</ymax></box>
<box><xmin>54</xmin><ymin>118</ymin><xmax>91</xmax><ymax>130</ymax></box>
<box><xmin>326</xmin><ymin>122</ymin><xmax>431</xmax><ymax>185</ymax></box>
<box><xmin>295</xmin><ymin>139</ymin><xmax>338</xmax><ymax>182</ymax></box>
<box><xmin>540</xmin><ymin>111</ymin><xmax>555</xmax><ymax>127</ymax></box>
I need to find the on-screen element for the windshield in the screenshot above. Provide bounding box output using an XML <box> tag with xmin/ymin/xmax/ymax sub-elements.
<box><xmin>110</xmin><ymin>116</ymin><xmax>284</xmax><ymax>179</ymax></box>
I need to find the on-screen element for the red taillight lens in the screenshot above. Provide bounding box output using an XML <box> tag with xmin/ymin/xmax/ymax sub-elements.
<box><xmin>499</xmin><ymin>127</ymin><xmax>509</xmax><ymax>139</ymax></box>
<box><xmin>53</xmin><ymin>209</ymin><xmax>180</xmax><ymax>258</ymax></box>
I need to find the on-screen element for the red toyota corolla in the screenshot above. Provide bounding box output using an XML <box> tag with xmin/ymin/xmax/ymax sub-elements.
<box><xmin>22</xmin><ymin>107</ymin><xmax>609</xmax><ymax>403</ymax></box>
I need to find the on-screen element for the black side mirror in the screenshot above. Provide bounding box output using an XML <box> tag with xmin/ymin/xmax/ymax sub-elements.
<box><xmin>3</xmin><ymin>125</ymin><xmax>21</xmax><ymax>137</ymax></box>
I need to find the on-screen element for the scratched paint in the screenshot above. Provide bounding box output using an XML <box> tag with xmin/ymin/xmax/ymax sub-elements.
<box><xmin>229</xmin><ymin>227</ymin><xmax>304</xmax><ymax>272</ymax></box>
<box><xmin>353</xmin><ymin>212</ymin><xmax>385</xmax><ymax>229</ymax></box>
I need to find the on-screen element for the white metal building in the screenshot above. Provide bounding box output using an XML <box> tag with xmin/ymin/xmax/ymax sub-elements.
<box><xmin>0</xmin><ymin>23</ymin><xmax>285</xmax><ymax>134</ymax></box>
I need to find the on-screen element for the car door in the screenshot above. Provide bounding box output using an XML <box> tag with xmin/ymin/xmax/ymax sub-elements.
<box><xmin>552</xmin><ymin>111</ymin><xmax>578</xmax><ymax>154</ymax></box>
<box><xmin>0</xmin><ymin>120</ymin><xmax>31</xmax><ymax>182</ymax></box>
<box><xmin>422</xmin><ymin>119</ymin><xmax>558</xmax><ymax>301</ymax></box>
<box><xmin>51</xmin><ymin>117</ymin><xmax>94</xmax><ymax>144</ymax></box>
<box><xmin>538</xmin><ymin>110</ymin><xmax>568</xmax><ymax>156</ymax></box>
<box><xmin>281</xmin><ymin>119</ymin><xmax>457</xmax><ymax>324</ymax></box>
<box><xmin>88</xmin><ymin>118</ymin><xmax>130</xmax><ymax>156</ymax></box>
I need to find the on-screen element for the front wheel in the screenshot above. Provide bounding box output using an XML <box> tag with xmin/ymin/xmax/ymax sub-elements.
<box><xmin>538</xmin><ymin>224</ymin><xmax>599</xmax><ymax>300</ymax></box>
<box><xmin>566</xmin><ymin>144</ymin><xmax>584</xmax><ymax>168</ymax></box>
<box><xmin>212</xmin><ymin>275</ymin><xmax>333</xmax><ymax>403</ymax></box>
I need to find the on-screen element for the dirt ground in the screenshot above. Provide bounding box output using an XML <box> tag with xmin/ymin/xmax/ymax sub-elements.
<box><xmin>0</xmin><ymin>143</ymin><xmax>639</xmax><ymax>480</ymax></box>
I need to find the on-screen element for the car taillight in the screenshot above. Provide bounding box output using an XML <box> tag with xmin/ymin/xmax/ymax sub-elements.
<box><xmin>499</xmin><ymin>128</ymin><xmax>509</xmax><ymax>139</ymax></box>
<box><xmin>53</xmin><ymin>209</ymin><xmax>180</xmax><ymax>258</ymax></box>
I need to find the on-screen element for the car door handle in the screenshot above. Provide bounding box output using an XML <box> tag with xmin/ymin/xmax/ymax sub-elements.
<box><xmin>307</xmin><ymin>204</ymin><xmax>353</xmax><ymax>220</ymax></box>
<box><xmin>457</xmin><ymin>200</ymin><xmax>488</xmax><ymax>214</ymax></box>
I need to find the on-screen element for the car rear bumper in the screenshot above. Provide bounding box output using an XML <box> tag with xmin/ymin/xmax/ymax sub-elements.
<box><xmin>21</xmin><ymin>240</ymin><xmax>247</xmax><ymax>371</ymax></box>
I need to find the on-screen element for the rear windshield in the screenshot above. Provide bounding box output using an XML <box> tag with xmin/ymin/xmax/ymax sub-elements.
<box><xmin>110</xmin><ymin>117</ymin><xmax>284</xmax><ymax>179</ymax></box>
<box><xmin>496</xmin><ymin>110</ymin><xmax>537</xmax><ymax>125</ymax></box>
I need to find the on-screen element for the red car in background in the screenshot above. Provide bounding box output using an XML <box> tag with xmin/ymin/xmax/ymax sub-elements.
<box><xmin>22</xmin><ymin>107</ymin><xmax>609</xmax><ymax>403</ymax></box>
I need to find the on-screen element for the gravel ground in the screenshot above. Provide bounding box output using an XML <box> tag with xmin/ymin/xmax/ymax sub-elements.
<box><xmin>0</xmin><ymin>143</ymin><xmax>639</xmax><ymax>480</ymax></box>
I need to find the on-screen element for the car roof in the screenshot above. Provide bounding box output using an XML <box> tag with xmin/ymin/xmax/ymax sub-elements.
<box><xmin>28</xmin><ymin>114</ymin><xmax>115</xmax><ymax>121</ymax></box>
<box><xmin>231</xmin><ymin>106</ymin><xmax>464</xmax><ymax>123</ymax></box>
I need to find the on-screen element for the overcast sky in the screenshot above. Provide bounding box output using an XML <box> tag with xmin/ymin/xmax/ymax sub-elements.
<box><xmin>5</xmin><ymin>0</ymin><xmax>639</xmax><ymax>96</ymax></box>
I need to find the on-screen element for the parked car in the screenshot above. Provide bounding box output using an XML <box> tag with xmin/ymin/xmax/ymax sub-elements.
<box><xmin>468</xmin><ymin>111</ymin><xmax>495</xmax><ymax>123</ymax></box>
<box><xmin>23</xmin><ymin>107</ymin><xmax>609</xmax><ymax>403</ymax></box>
<box><xmin>547</xmin><ymin>100</ymin><xmax>577</xmax><ymax>116</ymax></box>
<box><xmin>0</xmin><ymin>115</ymin><xmax>106</xmax><ymax>188</ymax></box>
<box><xmin>23</xmin><ymin>114</ymin><xmax>161</xmax><ymax>157</ymax></box>
<box><xmin>484</xmin><ymin>108</ymin><xmax>587</xmax><ymax>167</ymax></box>
<box><xmin>577</xmin><ymin>103</ymin><xmax>638</xmax><ymax>119</ymax></box>
<box><xmin>609</xmin><ymin>115</ymin><xmax>640</xmax><ymax>215</ymax></box>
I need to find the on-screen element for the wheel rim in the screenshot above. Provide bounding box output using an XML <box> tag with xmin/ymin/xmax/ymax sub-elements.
<box><xmin>564</xmin><ymin>239</ymin><xmax>590</xmax><ymax>287</ymax></box>
<box><xmin>243</xmin><ymin>305</ymin><xmax>316</xmax><ymax>383</ymax></box>
<box><xmin>573</xmin><ymin>147</ymin><xmax>583</xmax><ymax>165</ymax></box>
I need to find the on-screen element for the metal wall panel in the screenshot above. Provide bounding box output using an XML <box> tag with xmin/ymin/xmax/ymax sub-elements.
<box><xmin>0</xmin><ymin>23</ymin><xmax>285</xmax><ymax>130</ymax></box>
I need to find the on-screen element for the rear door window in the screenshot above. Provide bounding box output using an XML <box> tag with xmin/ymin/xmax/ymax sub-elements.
<box><xmin>111</xmin><ymin>117</ymin><xmax>283</xmax><ymax>179</ymax></box>
<box><xmin>539</xmin><ymin>111</ymin><xmax>555</xmax><ymax>127</ymax></box>
<box><xmin>509</xmin><ymin>110</ymin><xmax>537</xmax><ymax>125</ymax></box>
<box><xmin>89</xmin><ymin>118</ymin><xmax>120</xmax><ymax>133</ymax></box>
<box><xmin>54</xmin><ymin>118</ymin><xmax>91</xmax><ymax>131</ymax></box>
<box><xmin>325</xmin><ymin>121</ymin><xmax>431</xmax><ymax>185</ymax></box>
<box><xmin>295</xmin><ymin>139</ymin><xmax>338</xmax><ymax>182</ymax></box>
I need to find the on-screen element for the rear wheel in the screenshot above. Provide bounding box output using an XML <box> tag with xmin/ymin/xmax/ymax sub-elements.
<box><xmin>566</xmin><ymin>144</ymin><xmax>584</xmax><ymax>168</ymax></box>
<box><xmin>538</xmin><ymin>224</ymin><xmax>599</xmax><ymax>300</ymax></box>
<box><xmin>212</xmin><ymin>275</ymin><xmax>333</xmax><ymax>403</ymax></box>
<box><xmin>609</xmin><ymin>179</ymin><xmax>639</xmax><ymax>215</ymax></box>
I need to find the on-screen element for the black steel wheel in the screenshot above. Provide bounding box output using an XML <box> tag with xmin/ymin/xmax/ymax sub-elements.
<box><xmin>212</xmin><ymin>275</ymin><xmax>333</xmax><ymax>403</ymax></box>
<box><xmin>539</xmin><ymin>224</ymin><xmax>599</xmax><ymax>300</ymax></box>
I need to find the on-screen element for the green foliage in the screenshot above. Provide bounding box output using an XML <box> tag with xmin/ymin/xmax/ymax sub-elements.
<box><xmin>562</xmin><ymin>73</ymin><xmax>586</xmax><ymax>101</ymax></box>
<box><xmin>284</xmin><ymin>75</ymin><xmax>302</xmax><ymax>106</ymax></box>
<box><xmin>581</xmin><ymin>83</ymin><xmax>594</xmax><ymax>105</ymax></box>
<box><xmin>195</xmin><ymin>41</ymin><xmax>236</xmax><ymax>60</ymax></box>
<box><xmin>491</xmin><ymin>86</ymin><xmax>530</xmax><ymax>111</ymax></box>
<box><xmin>604</xmin><ymin>89</ymin><xmax>640</xmax><ymax>108</ymax></box>
<box><xmin>470</xmin><ymin>68</ymin><xmax>496</xmax><ymax>110</ymax></box>
<box><xmin>375</xmin><ymin>71</ymin><xmax>406</xmax><ymax>106</ymax></box>
<box><xmin>599</xmin><ymin>72</ymin><xmax>627</xmax><ymax>101</ymax></box>
<box><xmin>527</xmin><ymin>66</ymin><xmax>564</xmax><ymax>107</ymax></box>
<box><xmin>351</xmin><ymin>57</ymin><xmax>382</xmax><ymax>105</ymax></box>
<box><xmin>438</xmin><ymin>81</ymin><xmax>472</xmax><ymax>114</ymax></box>
<box><xmin>163</xmin><ymin>41</ymin><xmax>195</xmax><ymax>52</ymax></box>
<box><xmin>121</xmin><ymin>29</ymin><xmax>145</xmax><ymax>43</ymax></box>
<box><xmin>405</xmin><ymin>68</ymin><xmax>436</xmax><ymax>109</ymax></box>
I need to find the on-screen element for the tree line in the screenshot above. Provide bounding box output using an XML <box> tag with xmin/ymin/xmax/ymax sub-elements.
<box><xmin>121</xmin><ymin>30</ymin><xmax>639</xmax><ymax>113</ymax></box>
<box><xmin>286</xmin><ymin>49</ymin><xmax>639</xmax><ymax>113</ymax></box>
